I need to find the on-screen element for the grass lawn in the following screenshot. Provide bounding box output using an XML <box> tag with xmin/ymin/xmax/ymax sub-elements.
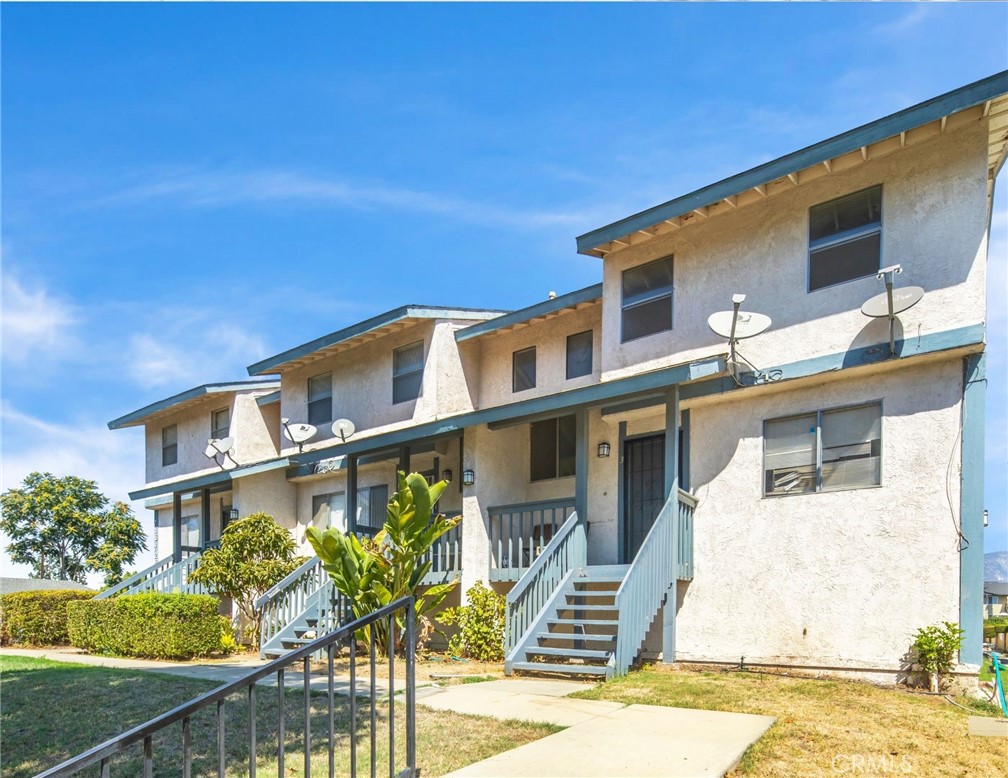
<box><xmin>0</xmin><ymin>656</ymin><xmax>556</xmax><ymax>778</ymax></box>
<box><xmin>572</xmin><ymin>665</ymin><xmax>1006</xmax><ymax>778</ymax></box>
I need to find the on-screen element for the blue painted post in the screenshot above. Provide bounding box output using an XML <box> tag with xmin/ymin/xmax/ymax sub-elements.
<box><xmin>575</xmin><ymin>408</ymin><xmax>589</xmax><ymax>553</ymax></box>
<box><xmin>172</xmin><ymin>491</ymin><xmax>182</xmax><ymax>563</ymax></box>
<box><xmin>662</xmin><ymin>387</ymin><xmax>680</xmax><ymax>664</ymax></box>
<box><xmin>617</xmin><ymin>421</ymin><xmax>627</xmax><ymax>564</ymax></box>
<box><xmin>959</xmin><ymin>352</ymin><xmax>986</xmax><ymax>666</ymax></box>
<box><xmin>347</xmin><ymin>455</ymin><xmax>358</xmax><ymax>534</ymax></box>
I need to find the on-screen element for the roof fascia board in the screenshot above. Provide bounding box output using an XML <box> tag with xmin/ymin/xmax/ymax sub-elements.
<box><xmin>255</xmin><ymin>390</ymin><xmax>281</xmax><ymax>407</ymax></box>
<box><xmin>455</xmin><ymin>284</ymin><xmax>603</xmax><ymax>343</ymax></box>
<box><xmin>577</xmin><ymin>71</ymin><xmax>1008</xmax><ymax>254</ymax></box>
<box><xmin>128</xmin><ymin>458</ymin><xmax>291</xmax><ymax>501</ymax></box>
<box><xmin>108</xmin><ymin>380</ymin><xmax>280</xmax><ymax>430</ymax></box>
<box><xmin>247</xmin><ymin>305</ymin><xmax>507</xmax><ymax>377</ymax></box>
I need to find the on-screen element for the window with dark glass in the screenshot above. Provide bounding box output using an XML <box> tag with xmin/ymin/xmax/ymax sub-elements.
<box><xmin>356</xmin><ymin>484</ymin><xmax>389</xmax><ymax>531</ymax></box>
<box><xmin>308</xmin><ymin>372</ymin><xmax>333</xmax><ymax>425</ymax></box>
<box><xmin>211</xmin><ymin>407</ymin><xmax>230</xmax><ymax>440</ymax></box>
<box><xmin>808</xmin><ymin>185</ymin><xmax>882</xmax><ymax>292</ymax></box>
<box><xmin>312</xmin><ymin>491</ymin><xmax>346</xmax><ymax>531</ymax></box>
<box><xmin>566</xmin><ymin>330</ymin><xmax>593</xmax><ymax>379</ymax></box>
<box><xmin>513</xmin><ymin>347</ymin><xmax>536</xmax><ymax>392</ymax></box>
<box><xmin>622</xmin><ymin>255</ymin><xmax>674</xmax><ymax>342</ymax></box>
<box><xmin>530</xmin><ymin>415</ymin><xmax>576</xmax><ymax>481</ymax></box>
<box><xmin>162</xmin><ymin>424</ymin><xmax>178</xmax><ymax>466</ymax></box>
<box><xmin>764</xmin><ymin>402</ymin><xmax>881</xmax><ymax>496</ymax></box>
<box><xmin>393</xmin><ymin>341</ymin><xmax>424</xmax><ymax>404</ymax></box>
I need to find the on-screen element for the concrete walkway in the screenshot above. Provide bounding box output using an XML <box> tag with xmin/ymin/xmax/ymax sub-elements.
<box><xmin>421</xmin><ymin>678</ymin><xmax>775</xmax><ymax>778</ymax></box>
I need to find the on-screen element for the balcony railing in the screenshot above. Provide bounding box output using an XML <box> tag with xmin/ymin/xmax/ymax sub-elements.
<box><xmin>420</xmin><ymin>522</ymin><xmax>462</xmax><ymax>585</ymax></box>
<box><xmin>488</xmin><ymin>498</ymin><xmax>576</xmax><ymax>582</ymax></box>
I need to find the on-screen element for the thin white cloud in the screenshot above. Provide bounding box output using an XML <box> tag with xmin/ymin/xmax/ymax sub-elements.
<box><xmin>873</xmin><ymin>5</ymin><xmax>935</xmax><ymax>38</ymax></box>
<box><xmin>0</xmin><ymin>270</ymin><xmax>79</xmax><ymax>363</ymax></box>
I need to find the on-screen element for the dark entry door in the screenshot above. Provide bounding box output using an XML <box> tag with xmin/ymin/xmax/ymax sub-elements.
<box><xmin>622</xmin><ymin>434</ymin><xmax>666</xmax><ymax>563</ymax></box>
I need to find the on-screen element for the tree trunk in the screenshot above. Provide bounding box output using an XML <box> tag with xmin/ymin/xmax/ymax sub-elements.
<box><xmin>929</xmin><ymin>672</ymin><xmax>939</xmax><ymax>693</ymax></box>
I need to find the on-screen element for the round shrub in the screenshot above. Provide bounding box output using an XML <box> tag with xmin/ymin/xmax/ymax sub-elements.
<box><xmin>437</xmin><ymin>581</ymin><xmax>506</xmax><ymax>661</ymax></box>
<box><xmin>0</xmin><ymin>590</ymin><xmax>95</xmax><ymax>646</ymax></box>
<box><xmin>67</xmin><ymin>593</ymin><xmax>223</xmax><ymax>660</ymax></box>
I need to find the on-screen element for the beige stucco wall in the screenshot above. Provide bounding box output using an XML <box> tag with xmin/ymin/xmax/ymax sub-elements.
<box><xmin>599</xmin><ymin>120</ymin><xmax>989</xmax><ymax>382</ymax></box>
<box><xmin>143</xmin><ymin>389</ymin><xmax>279</xmax><ymax>484</ymax></box>
<box><xmin>232</xmin><ymin>468</ymin><xmax>297</xmax><ymax>533</ymax></box>
<box><xmin>278</xmin><ymin>320</ymin><xmax>476</xmax><ymax>458</ymax></box>
<box><xmin>667</xmin><ymin>358</ymin><xmax>964</xmax><ymax>670</ymax></box>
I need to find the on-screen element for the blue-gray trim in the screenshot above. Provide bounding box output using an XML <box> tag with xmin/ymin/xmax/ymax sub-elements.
<box><xmin>662</xmin><ymin>387</ymin><xmax>680</xmax><ymax>663</ymax></box>
<box><xmin>959</xmin><ymin>352</ymin><xmax>986</xmax><ymax>666</ymax></box>
<box><xmin>616</xmin><ymin>420</ymin><xmax>627</xmax><ymax>566</ymax></box>
<box><xmin>255</xmin><ymin>390</ymin><xmax>281</xmax><ymax>407</ymax></box>
<box><xmin>454</xmin><ymin>285</ymin><xmax>603</xmax><ymax>343</ymax></box>
<box><xmin>577</xmin><ymin>71</ymin><xmax>1008</xmax><ymax>254</ymax></box>
<box><xmin>247</xmin><ymin>305</ymin><xmax>507</xmax><ymax>376</ymax></box>
<box><xmin>128</xmin><ymin>458</ymin><xmax>291</xmax><ymax>501</ymax></box>
<box><xmin>108</xmin><ymin>380</ymin><xmax>280</xmax><ymax>430</ymax></box>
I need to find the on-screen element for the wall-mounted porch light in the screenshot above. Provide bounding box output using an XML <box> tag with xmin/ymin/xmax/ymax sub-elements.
<box><xmin>442</xmin><ymin>469</ymin><xmax>453</xmax><ymax>483</ymax></box>
<box><xmin>597</xmin><ymin>442</ymin><xmax>611</xmax><ymax>458</ymax></box>
<box><xmin>462</xmin><ymin>469</ymin><xmax>476</xmax><ymax>486</ymax></box>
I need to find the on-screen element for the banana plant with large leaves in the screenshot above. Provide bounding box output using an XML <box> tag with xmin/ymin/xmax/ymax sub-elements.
<box><xmin>306</xmin><ymin>471</ymin><xmax>461</xmax><ymax>654</ymax></box>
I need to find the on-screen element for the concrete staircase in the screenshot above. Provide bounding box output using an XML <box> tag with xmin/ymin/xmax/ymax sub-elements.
<box><xmin>509</xmin><ymin>565</ymin><xmax>628</xmax><ymax>679</ymax></box>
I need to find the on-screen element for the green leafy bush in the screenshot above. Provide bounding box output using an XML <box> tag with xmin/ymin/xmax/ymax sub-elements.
<box><xmin>984</xmin><ymin>618</ymin><xmax>1008</xmax><ymax>639</ymax></box>
<box><xmin>0</xmin><ymin>590</ymin><xmax>94</xmax><ymax>646</ymax></box>
<box><xmin>67</xmin><ymin>593</ymin><xmax>223</xmax><ymax>659</ymax></box>
<box><xmin>911</xmin><ymin>621</ymin><xmax>964</xmax><ymax>692</ymax></box>
<box><xmin>438</xmin><ymin>581</ymin><xmax>505</xmax><ymax>661</ymax></box>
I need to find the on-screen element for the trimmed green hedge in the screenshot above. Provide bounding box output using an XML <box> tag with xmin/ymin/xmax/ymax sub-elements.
<box><xmin>984</xmin><ymin>617</ymin><xmax>1008</xmax><ymax>640</ymax></box>
<box><xmin>67</xmin><ymin>593</ymin><xmax>223</xmax><ymax>659</ymax></box>
<box><xmin>0</xmin><ymin>590</ymin><xmax>95</xmax><ymax>646</ymax></box>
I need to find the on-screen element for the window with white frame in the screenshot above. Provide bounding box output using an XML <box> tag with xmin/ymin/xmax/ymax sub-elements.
<box><xmin>307</xmin><ymin>372</ymin><xmax>333</xmax><ymax>425</ymax></box>
<box><xmin>566</xmin><ymin>330</ymin><xmax>593</xmax><ymax>379</ymax></box>
<box><xmin>808</xmin><ymin>185</ymin><xmax>882</xmax><ymax>292</ymax></box>
<box><xmin>513</xmin><ymin>346</ymin><xmax>536</xmax><ymax>392</ymax></box>
<box><xmin>211</xmin><ymin>407</ymin><xmax>230</xmax><ymax>440</ymax></box>
<box><xmin>311</xmin><ymin>491</ymin><xmax>347</xmax><ymax>532</ymax></box>
<box><xmin>763</xmin><ymin>402</ymin><xmax>881</xmax><ymax>496</ymax></box>
<box><xmin>392</xmin><ymin>341</ymin><xmax>424</xmax><ymax>404</ymax></box>
<box><xmin>162</xmin><ymin>424</ymin><xmax>178</xmax><ymax>466</ymax></box>
<box><xmin>180</xmin><ymin>514</ymin><xmax>201</xmax><ymax>548</ymax></box>
<box><xmin>621</xmin><ymin>255</ymin><xmax>674</xmax><ymax>342</ymax></box>
<box><xmin>530</xmin><ymin>415</ymin><xmax>576</xmax><ymax>482</ymax></box>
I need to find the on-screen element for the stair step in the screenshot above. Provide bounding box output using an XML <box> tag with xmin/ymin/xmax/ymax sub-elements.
<box><xmin>564</xmin><ymin>591</ymin><xmax>616</xmax><ymax>600</ymax></box>
<box><xmin>536</xmin><ymin>631</ymin><xmax>616</xmax><ymax>643</ymax></box>
<box><xmin>555</xmin><ymin>603</ymin><xmax>616</xmax><ymax>611</ymax></box>
<box><xmin>525</xmin><ymin>645</ymin><xmax>611</xmax><ymax>660</ymax></box>
<box><xmin>511</xmin><ymin>661</ymin><xmax>608</xmax><ymax>676</ymax></box>
<box><xmin>547</xmin><ymin>618</ymin><xmax>618</xmax><ymax>627</ymax></box>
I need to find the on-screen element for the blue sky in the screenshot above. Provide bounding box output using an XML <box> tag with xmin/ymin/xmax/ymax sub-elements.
<box><xmin>2</xmin><ymin>3</ymin><xmax>1006</xmax><ymax>578</ymax></box>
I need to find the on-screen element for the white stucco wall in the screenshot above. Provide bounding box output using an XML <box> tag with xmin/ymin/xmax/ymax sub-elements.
<box><xmin>599</xmin><ymin>120</ymin><xmax>989</xmax><ymax>382</ymax></box>
<box><xmin>669</xmin><ymin>358</ymin><xmax>964</xmax><ymax>670</ymax></box>
<box><xmin>232</xmin><ymin>469</ymin><xmax>297</xmax><ymax>533</ymax></box>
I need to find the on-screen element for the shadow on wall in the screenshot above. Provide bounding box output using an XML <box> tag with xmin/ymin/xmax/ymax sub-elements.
<box><xmin>842</xmin><ymin>316</ymin><xmax>907</xmax><ymax>368</ymax></box>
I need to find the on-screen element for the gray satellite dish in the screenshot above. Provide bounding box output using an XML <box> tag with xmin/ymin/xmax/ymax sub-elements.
<box><xmin>281</xmin><ymin>418</ymin><xmax>317</xmax><ymax>453</ymax></box>
<box><xmin>707</xmin><ymin>294</ymin><xmax>772</xmax><ymax>378</ymax></box>
<box><xmin>860</xmin><ymin>264</ymin><xmax>923</xmax><ymax>356</ymax></box>
<box><xmin>331</xmin><ymin>418</ymin><xmax>356</xmax><ymax>443</ymax></box>
<box><xmin>205</xmin><ymin>436</ymin><xmax>238</xmax><ymax>469</ymax></box>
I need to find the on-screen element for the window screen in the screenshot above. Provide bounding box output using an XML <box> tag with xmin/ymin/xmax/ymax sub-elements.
<box><xmin>530</xmin><ymin>415</ymin><xmax>576</xmax><ymax>481</ymax></box>
<box><xmin>211</xmin><ymin>407</ymin><xmax>230</xmax><ymax>440</ymax></box>
<box><xmin>180</xmin><ymin>515</ymin><xmax>200</xmax><ymax>548</ymax></box>
<box><xmin>308</xmin><ymin>372</ymin><xmax>333</xmax><ymax>425</ymax></box>
<box><xmin>312</xmin><ymin>492</ymin><xmax>347</xmax><ymax>532</ymax></box>
<box><xmin>764</xmin><ymin>414</ymin><xmax>817</xmax><ymax>496</ymax></box>
<box><xmin>513</xmin><ymin>347</ymin><xmax>536</xmax><ymax>392</ymax></box>
<box><xmin>393</xmin><ymin>341</ymin><xmax>424</xmax><ymax>404</ymax></box>
<box><xmin>162</xmin><ymin>425</ymin><xmax>178</xmax><ymax>466</ymax></box>
<box><xmin>566</xmin><ymin>330</ymin><xmax>593</xmax><ymax>379</ymax></box>
<box><xmin>808</xmin><ymin>186</ymin><xmax>882</xmax><ymax>291</ymax></box>
<box><xmin>622</xmin><ymin>256</ymin><xmax>674</xmax><ymax>342</ymax></box>
<box><xmin>356</xmin><ymin>484</ymin><xmax>389</xmax><ymax>531</ymax></box>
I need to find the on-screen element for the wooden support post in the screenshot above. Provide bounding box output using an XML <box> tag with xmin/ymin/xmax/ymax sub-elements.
<box><xmin>201</xmin><ymin>488</ymin><xmax>211</xmax><ymax>549</ymax></box>
<box><xmin>172</xmin><ymin>491</ymin><xmax>183</xmax><ymax>563</ymax></box>
<box><xmin>347</xmin><ymin>454</ymin><xmax>358</xmax><ymax>534</ymax></box>
<box><xmin>574</xmin><ymin>408</ymin><xmax>589</xmax><ymax>523</ymax></box>
<box><xmin>663</xmin><ymin>387</ymin><xmax>680</xmax><ymax>664</ymax></box>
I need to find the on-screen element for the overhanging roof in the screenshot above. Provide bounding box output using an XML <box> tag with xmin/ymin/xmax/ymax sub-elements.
<box><xmin>455</xmin><ymin>284</ymin><xmax>603</xmax><ymax>343</ymax></box>
<box><xmin>577</xmin><ymin>70</ymin><xmax>1008</xmax><ymax>257</ymax></box>
<box><xmin>247</xmin><ymin>305</ymin><xmax>507</xmax><ymax>376</ymax></box>
<box><xmin>128</xmin><ymin>457</ymin><xmax>291</xmax><ymax>501</ymax></box>
<box><xmin>108</xmin><ymin>380</ymin><xmax>280</xmax><ymax>430</ymax></box>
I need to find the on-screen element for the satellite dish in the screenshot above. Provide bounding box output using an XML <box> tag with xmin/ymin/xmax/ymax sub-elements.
<box><xmin>707</xmin><ymin>294</ymin><xmax>773</xmax><ymax>382</ymax></box>
<box><xmin>281</xmin><ymin>418</ymin><xmax>317</xmax><ymax>453</ymax></box>
<box><xmin>204</xmin><ymin>437</ymin><xmax>238</xmax><ymax>469</ymax></box>
<box><xmin>860</xmin><ymin>265</ymin><xmax>923</xmax><ymax>356</ymax></box>
<box><xmin>331</xmin><ymin>418</ymin><xmax>356</xmax><ymax>442</ymax></box>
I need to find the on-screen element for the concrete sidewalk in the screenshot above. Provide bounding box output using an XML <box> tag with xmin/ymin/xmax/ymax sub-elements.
<box><xmin>421</xmin><ymin>678</ymin><xmax>775</xmax><ymax>777</ymax></box>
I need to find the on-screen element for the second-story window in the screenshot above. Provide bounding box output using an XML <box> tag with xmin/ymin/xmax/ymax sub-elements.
<box><xmin>162</xmin><ymin>424</ymin><xmax>178</xmax><ymax>466</ymax></box>
<box><xmin>308</xmin><ymin>372</ymin><xmax>333</xmax><ymax>425</ymax></box>
<box><xmin>808</xmin><ymin>185</ymin><xmax>882</xmax><ymax>292</ymax></box>
<box><xmin>566</xmin><ymin>330</ymin><xmax>593</xmax><ymax>379</ymax></box>
<box><xmin>513</xmin><ymin>346</ymin><xmax>536</xmax><ymax>392</ymax></box>
<box><xmin>530</xmin><ymin>415</ymin><xmax>576</xmax><ymax>481</ymax></box>
<box><xmin>622</xmin><ymin>255</ymin><xmax>674</xmax><ymax>342</ymax></box>
<box><xmin>211</xmin><ymin>407</ymin><xmax>230</xmax><ymax>440</ymax></box>
<box><xmin>392</xmin><ymin>341</ymin><xmax>424</xmax><ymax>404</ymax></box>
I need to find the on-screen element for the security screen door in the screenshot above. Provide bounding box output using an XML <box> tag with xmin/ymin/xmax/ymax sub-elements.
<box><xmin>622</xmin><ymin>434</ymin><xmax>666</xmax><ymax>563</ymax></box>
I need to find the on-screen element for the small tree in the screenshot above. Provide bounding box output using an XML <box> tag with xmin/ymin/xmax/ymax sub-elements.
<box><xmin>307</xmin><ymin>471</ymin><xmax>461</xmax><ymax>655</ymax></box>
<box><xmin>189</xmin><ymin>512</ymin><xmax>304</xmax><ymax>648</ymax></box>
<box><xmin>911</xmin><ymin>621</ymin><xmax>964</xmax><ymax>692</ymax></box>
<box><xmin>0</xmin><ymin>472</ymin><xmax>146</xmax><ymax>585</ymax></box>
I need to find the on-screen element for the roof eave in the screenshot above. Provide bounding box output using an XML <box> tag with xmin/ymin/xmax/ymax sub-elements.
<box><xmin>455</xmin><ymin>284</ymin><xmax>603</xmax><ymax>343</ymax></box>
<box><xmin>107</xmin><ymin>380</ymin><xmax>281</xmax><ymax>430</ymax></box>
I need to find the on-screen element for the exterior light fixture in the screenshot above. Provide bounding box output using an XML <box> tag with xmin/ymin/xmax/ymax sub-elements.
<box><xmin>442</xmin><ymin>469</ymin><xmax>453</xmax><ymax>483</ymax></box>
<box><xmin>462</xmin><ymin>469</ymin><xmax>476</xmax><ymax>486</ymax></box>
<box><xmin>228</xmin><ymin>509</ymin><xmax>240</xmax><ymax>521</ymax></box>
<box><xmin>597</xmin><ymin>442</ymin><xmax>611</xmax><ymax>458</ymax></box>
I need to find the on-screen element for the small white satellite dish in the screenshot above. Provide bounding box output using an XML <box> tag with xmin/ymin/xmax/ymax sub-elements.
<box><xmin>860</xmin><ymin>264</ymin><xmax>923</xmax><ymax>356</ymax></box>
<box><xmin>281</xmin><ymin>419</ymin><xmax>317</xmax><ymax>453</ymax></box>
<box><xmin>204</xmin><ymin>436</ymin><xmax>238</xmax><ymax>469</ymax></box>
<box><xmin>707</xmin><ymin>310</ymin><xmax>772</xmax><ymax>340</ymax></box>
<box><xmin>331</xmin><ymin>418</ymin><xmax>356</xmax><ymax>443</ymax></box>
<box><xmin>213</xmin><ymin>436</ymin><xmax>236</xmax><ymax>454</ymax></box>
